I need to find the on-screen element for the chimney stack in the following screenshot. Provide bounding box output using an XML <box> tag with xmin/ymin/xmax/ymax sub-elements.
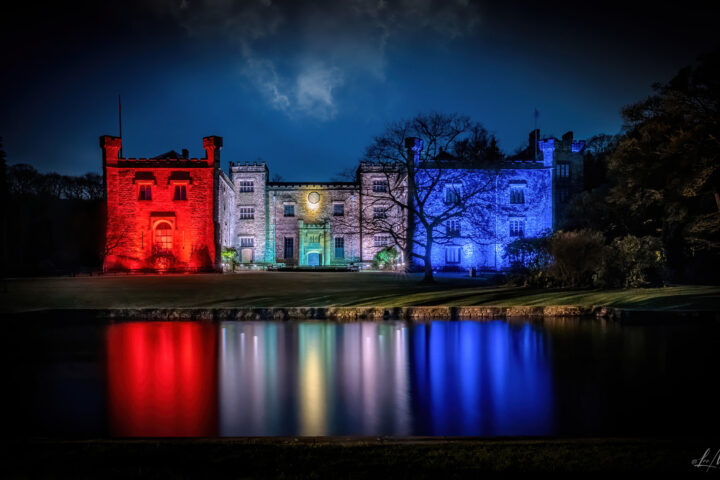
<box><xmin>182</xmin><ymin>148</ymin><xmax>189</xmax><ymax>159</ymax></box>
<box><xmin>202</xmin><ymin>135</ymin><xmax>223</xmax><ymax>166</ymax></box>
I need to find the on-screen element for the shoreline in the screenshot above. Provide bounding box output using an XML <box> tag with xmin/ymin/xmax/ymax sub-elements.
<box><xmin>7</xmin><ymin>305</ymin><xmax>720</xmax><ymax>323</ymax></box>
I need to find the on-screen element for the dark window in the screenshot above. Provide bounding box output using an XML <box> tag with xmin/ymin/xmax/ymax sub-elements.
<box><xmin>239</xmin><ymin>207</ymin><xmax>254</xmax><ymax>219</ymax></box>
<box><xmin>173</xmin><ymin>184</ymin><xmax>187</xmax><ymax>200</ymax></box>
<box><xmin>240</xmin><ymin>237</ymin><xmax>254</xmax><ymax>247</ymax></box>
<box><xmin>139</xmin><ymin>185</ymin><xmax>152</xmax><ymax>201</ymax></box>
<box><xmin>372</xmin><ymin>180</ymin><xmax>388</xmax><ymax>192</ymax></box>
<box><xmin>445</xmin><ymin>246</ymin><xmax>461</xmax><ymax>264</ymax></box>
<box><xmin>374</xmin><ymin>235</ymin><xmax>389</xmax><ymax>247</ymax></box>
<box><xmin>284</xmin><ymin>237</ymin><xmax>294</xmax><ymax>259</ymax></box>
<box><xmin>510</xmin><ymin>219</ymin><xmax>525</xmax><ymax>237</ymax></box>
<box><xmin>239</xmin><ymin>181</ymin><xmax>254</xmax><ymax>192</ymax></box>
<box><xmin>373</xmin><ymin>207</ymin><xmax>387</xmax><ymax>219</ymax></box>
<box><xmin>333</xmin><ymin>203</ymin><xmax>344</xmax><ymax>216</ymax></box>
<box><xmin>444</xmin><ymin>185</ymin><xmax>461</xmax><ymax>204</ymax></box>
<box><xmin>284</xmin><ymin>204</ymin><xmax>295</xmax><ymax>217</ymax></box>
<box><xmin>335</xmin><ymin>237</ymin><xmax>344</xmax><ymax>259</ymax></box>
<box><xmin>447</xmin><ymin>219</ymin><xmax>461</xmax><ymax>237</ymax></box>
<box><xmin>510</xmin><ymin>187</ymin><xmax>524</xmax><ymax>204</ymax></box>
<box><xmin>556</xmin><ymin>163</ymin><xmax>570</xmax><ymax>179</ymax></box>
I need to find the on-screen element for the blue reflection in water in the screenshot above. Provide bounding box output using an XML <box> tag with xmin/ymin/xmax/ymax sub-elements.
<box><xmin>220</xmin><ymin>321</ymin><xmax>551</xmax><ymax>436</ymax></box>
<box><xmin>413</xmin><ymin>321</ymin><xmax>553</xmax><ymax>435</ymax></box>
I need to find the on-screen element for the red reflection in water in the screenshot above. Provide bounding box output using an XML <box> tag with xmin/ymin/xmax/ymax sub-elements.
<box><xmin>107</xmin><ymin>322</ymin><xmax>218</xmax><ymax>437</ymax></box>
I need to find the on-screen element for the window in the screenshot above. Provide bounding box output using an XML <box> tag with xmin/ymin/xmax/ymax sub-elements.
<box><xmin>308</xmin><ymin>234</ymin><xmax>320</xmax><ymax>244</ymax></box>
<box><xmin>173</xmin><ymin>184</ymin><xmax>187</xmax><ymax>201</ymax></box>
<box><xmin>239</xmin><ymin>236</ymin><xmax>254</xmax><ymax>247</ymax></box>
<box><xmin>373</xmin><ymin>206</ymin><xmax>387</xmax><ymax>219</ymax></box>
<box><xmin>445</xmin><ymin>246</ymin><xmax>461</xmax><ymax>264</ymax></box>
<box><xmin>509</xmin><ymin>219</ymin><xmax>525</xmax><ymax>237</ymax></box>
<box><xmin>510</xmin><ymin>187</ymin><xmax>525</xmax><ymax>204</ymax></box>
<box><xmin>444</xmin><ymin>184</ymin><xmax>461</xmax><ymax>204</ymax></box>
<box><xmin>153</xmin><ymin>222</ymin><xmax>172</xmax><ymax>251</ymax></box>
<box><xmin>284</xmin><ymin>237</ymin><xmax>294</xmax><ymax>259</ymax></box>
<box><xmin>333</xmin><ymin>203</ymin><xmax>344</xmax><ymax>216</ymax></box>
<box><xmin>447</xmin><ymin>219</ymin><xmax>461</xmax><ymax>237</ymax></box>
<box><xmin>284</xmin><ymin>204</ymin><xmax>295</xmax><ymax>217</ymax></box>
<box><xmin>239</xmin><ymin>180</ymin><xmax>254</xmax><ymax>192</ymax></box>
<box><xmin>239</xmin><ymin>207</ymin><xmax>254</xmax><ymax>219</ymax></box>
<box><xmin>372</xmin><ymin>180</ymin><xmax>388</xmax><ymax>193</ymax></box>
<box><xmin>335</xmin><ymin>237</ymin><xmax>345</xmax><ymax>259</ymax></box>
<box><xmin>138</xmin><ymin>185</ymin><xmax>152</xmax><ymax>201</ymax></box>
<box><xmin>374</xmin><ymin>235</ymin><xmax>390</xmax><ymax>247</ymax></box>
<box><xmin>556</xmin><ymin>163</ymin><xmax>570</xmax><ymax>179</ymax></box>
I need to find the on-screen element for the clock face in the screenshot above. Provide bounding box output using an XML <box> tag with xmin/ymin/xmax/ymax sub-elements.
<box><xmin>308</xmin><ymin>192</ymin><xmax>320</xmax><ymax>204</ymax></box>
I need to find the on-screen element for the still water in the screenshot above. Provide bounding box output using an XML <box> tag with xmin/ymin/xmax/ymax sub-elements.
<box><xmin>8</xmin><ymin>319</ymin><xmax>719</xmax><ymax>437</ymax></box>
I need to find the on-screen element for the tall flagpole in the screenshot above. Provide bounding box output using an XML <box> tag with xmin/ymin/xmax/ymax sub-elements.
<box><xmin>118</xmin><ymin>94</ymin><xmax>123</xmax><ymax>158</ymax></box>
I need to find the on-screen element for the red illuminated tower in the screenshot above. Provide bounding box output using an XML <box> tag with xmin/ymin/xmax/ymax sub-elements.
<box><xmin>101</xmin><ymin>135</ymin><xmax>222</xmax><ymax>272</ymax></box>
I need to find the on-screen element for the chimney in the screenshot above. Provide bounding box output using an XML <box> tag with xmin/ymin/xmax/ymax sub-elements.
<box><xmin>562</xmin><ymin>131</ymin><xmax>574</xmax><ymax>144</ymax></box>
<box><xmin>405</xmin><ymin>137</ymin><xmax>423</xmax><ymax>165</ymax></box>
<box><xmin>529</xmin><ymin>129</ymin><xmax>540</xmax><ymax>160</ymax></box>
<box><xmin>202</xmin><ymin>135</ymin><xmax>223</xmax><ymax>166</ymax></box>
<box><xmin>182</xmin><ymin>148</ymin><xmax>189</xmax><ymax>159</ymax></box>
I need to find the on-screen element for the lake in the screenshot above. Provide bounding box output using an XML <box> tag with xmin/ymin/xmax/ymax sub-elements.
<box><xmin>7</xmin><ymin>318</ymin><xmax>719</xmax><ymax>437</ymax></box>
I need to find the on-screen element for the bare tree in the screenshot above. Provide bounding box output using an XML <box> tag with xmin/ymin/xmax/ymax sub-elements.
<box><xmin>361</xmin><ymin>112</ymin><xmax>502</xmax><ymax>282</ymax></box>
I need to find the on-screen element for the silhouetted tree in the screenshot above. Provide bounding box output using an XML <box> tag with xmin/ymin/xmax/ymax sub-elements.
<box><xmin>361</xmin><ymin>112</ymin><xmax>502</xmax><ymax>282</ymax></box>
<box><xmin>606</xmin><ymin>49</ymin><xmax>720</xmax><ymax>280</ymax></box>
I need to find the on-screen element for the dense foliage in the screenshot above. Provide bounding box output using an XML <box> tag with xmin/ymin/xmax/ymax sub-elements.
<box><xmin>371</xmin><ymin>246</ymin><xmax>400</xmax><ymax>270</ymax></box>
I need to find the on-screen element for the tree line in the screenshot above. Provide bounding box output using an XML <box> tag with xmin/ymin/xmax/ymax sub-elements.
<box><xmin>0</xmin><ymin>151</ymin><xmax>105</xmax><ymax>276</ymax></box>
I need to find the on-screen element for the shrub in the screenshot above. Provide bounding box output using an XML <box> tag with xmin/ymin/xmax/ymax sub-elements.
<box><xmin>372</xmin><ymin>246</ymin><xmax>400</xmax><ymax>270</ymax></box>
<box><xmin>221</xmin><ymin>247</ymin><xmax>239</xmax><ymax>271</ymax></box>
<box><xmin>547</xmin><ymin>229</ymin><xmax>605</xmax><ymax>288</ymax></box>
<box><xmin>595</xmin><ymin>235</ymin><xmax>665</xmax><ymax>288</ymax></box>
<box><xmin>503</xmin><ymin>235</ymin><xmax>552</xmax><ymax>287</ymax></box>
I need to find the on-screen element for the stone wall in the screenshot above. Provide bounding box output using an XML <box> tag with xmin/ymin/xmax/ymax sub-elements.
<box><xmin>229</xmin><ymin>162</ymin><xmax>268</xmax><ymax>263</ymax></box>
<box><xmin>358</xmin><ymin>163</ymin><xmax>407</xmax><ymax>264</ymax></box>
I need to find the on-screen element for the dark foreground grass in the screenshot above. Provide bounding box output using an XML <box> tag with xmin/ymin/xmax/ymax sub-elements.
<box><xmin>2</xmin><ymin>272</ymin><xmax>719</xmax><ymax>313</ymax></box>
<box><xmin>7</xmin><ymin>437</ymin><xmax>715</xmax><ymax>478</ymax></box>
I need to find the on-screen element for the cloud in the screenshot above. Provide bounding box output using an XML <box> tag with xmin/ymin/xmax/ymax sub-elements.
<box><xmin>148</xmin><ymin>0</ymin><xmax>480</xmax><ymax>120</ymax></box>
<box><xmin>296</xmin><ymin>63</ymin><xmax>344</xmax><ymax>120</ymax></box>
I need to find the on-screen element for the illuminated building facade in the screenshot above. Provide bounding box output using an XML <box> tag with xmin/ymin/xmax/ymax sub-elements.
<box><xmin>102</xmin><ymin>131</ymin><xmax>582</xmax><ymax>272</ymax></box>
<box><xmin>101</xmin><ymin>135</ymin><xmax>221</xmax><ymax>272</ymax></box>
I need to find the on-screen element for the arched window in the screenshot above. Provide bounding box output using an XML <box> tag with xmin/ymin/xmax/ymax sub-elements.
<box><xmin>153</xmin><ymin>222</ymin><xmax>172</xmax><ymax>252</ymax></box>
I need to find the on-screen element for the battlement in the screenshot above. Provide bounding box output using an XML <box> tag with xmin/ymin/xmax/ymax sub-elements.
<box><xmin>100</xmin><ymin>135</ymin><xmax>222</xmax><ymax>167</ymax></box>
<box><xmin>229</xmin><ymin>161</ymin><xmax>268</xmax><ymax>173</ymax></box>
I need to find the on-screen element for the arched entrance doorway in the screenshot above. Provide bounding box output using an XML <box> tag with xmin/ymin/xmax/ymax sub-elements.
<box><xmin>153</xmin><ymin>222</ymin><xmax>173</xmax><ymax>252</ymax></box>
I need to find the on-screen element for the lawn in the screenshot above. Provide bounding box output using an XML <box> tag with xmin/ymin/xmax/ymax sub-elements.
<box><xmin>2</xmin><ymin>272</ymin><xmax>718</xmax><ymax>313</ymax></box>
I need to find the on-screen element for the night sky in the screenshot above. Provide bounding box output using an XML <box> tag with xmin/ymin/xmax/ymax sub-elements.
<box><xmin>1</xmin><ymin>0</ymin><xmax>716</xmax><ymax>180</ymax></box>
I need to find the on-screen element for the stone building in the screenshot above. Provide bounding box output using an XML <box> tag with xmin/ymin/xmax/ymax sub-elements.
<box><xmin>102</xmin><ymin>130</ymin><xmax>578</xmax><ymax>272</ymax></box>
<box><xmin>538</xmin><ymin>131</ymin><xmax>586</xmax><ymax>229</ymax></box>
<box><xmin>102</xmin><ymin>135</ymin><xmax>222</xmax><ymax>272</ymax></box>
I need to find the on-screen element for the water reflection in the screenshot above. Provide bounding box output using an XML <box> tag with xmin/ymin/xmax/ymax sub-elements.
<box><xmin>106</xmin><ymin>322</ymin><xmax>218</xmax><ymax>437</ymax></box>
<box><xmin>219</xmin><ymin>322</ymin><xmax>410</xmax><ymax>436</ymax></box>
<box><xmin>412</xmin><ymin>321</ymin><xmax>553</xmax><ymax>435</ymax></box>
<box><xmin>15</xmin><ymin>318</ymin><xmax>720</xmax><ymax>438</ymax></box>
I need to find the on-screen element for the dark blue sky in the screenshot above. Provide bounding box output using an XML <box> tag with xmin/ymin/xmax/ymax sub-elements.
<box><xmin>1</xmin><ymin>1</ymin><xmax>716</xmax><ymax>180</ymax></box>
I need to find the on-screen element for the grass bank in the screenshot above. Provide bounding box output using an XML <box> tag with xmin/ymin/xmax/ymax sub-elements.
<box><xmin>2</xmin><ymin>272</ymin><xmax>718</xmax><ymax>313</ymax></box>
<box><xmin>8</xmin><ymin>437</ymin><xmax>713</xmax><ymax>476</ymax></box>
